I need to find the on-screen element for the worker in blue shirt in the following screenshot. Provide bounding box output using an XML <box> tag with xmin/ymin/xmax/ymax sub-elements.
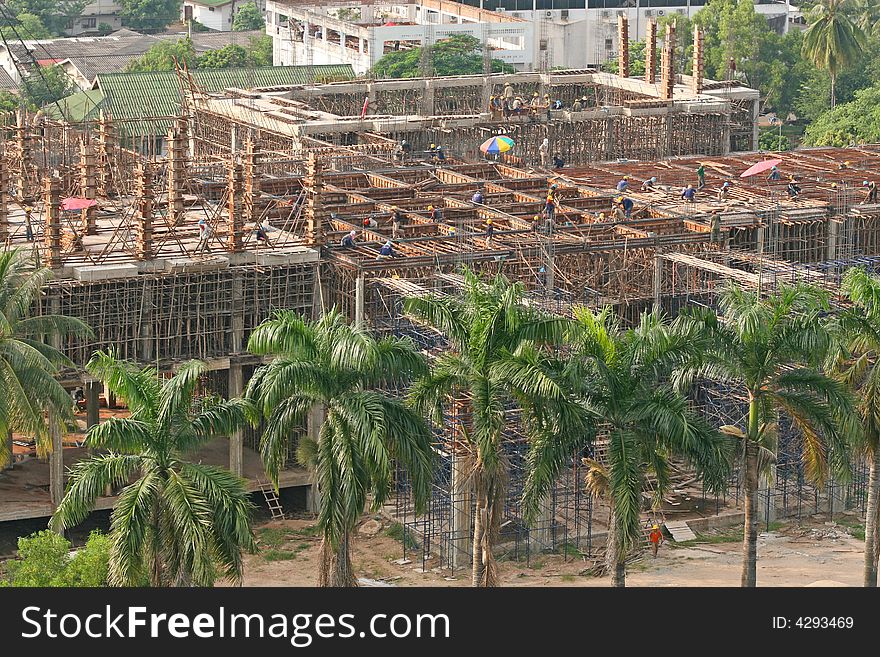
<box><xmin>616</xmin><ymin>176</ymin><xmax>629</xmax><ymax>193</ymax></box>
<box><xmin>377</xmin><ymin>240</ymin><xmax>394</xmax><ymax>259</ymax></box>
<box><xmin>472</xmin><ymin>189</ymin><xmax>485</xmax><ymax>204</ymax></box>
<box><xmin>341</xmin><ymin>230</ymin><xmax>358</xmax><ymax>247</ymax></box>
<box><xmin>618</xmin><ymin>196</ymin><xmax>635</xmax><ymax>219</ymax></box>
<box><xmin>681</xmin><ymin>185</ymin><xmax>697</xmax><ymax>202</ymax></box>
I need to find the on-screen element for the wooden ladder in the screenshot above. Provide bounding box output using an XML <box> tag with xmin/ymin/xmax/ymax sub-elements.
<box><xmin>257</xmin><ymin>478</ymin><xmax>285</xmax><ymax>521</ymax></box>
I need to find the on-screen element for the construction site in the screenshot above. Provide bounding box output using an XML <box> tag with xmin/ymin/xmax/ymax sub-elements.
<box><xmin>0</xmin><ymin>17</ymin><xmax>876</xmax><ymax>574</ymax></box>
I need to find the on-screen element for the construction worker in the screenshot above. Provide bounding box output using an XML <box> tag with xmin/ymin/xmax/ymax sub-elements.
<box><xmin>863</xmin><ymin>180</ymin><xmax>878</xmax><ymax>204</ymax></box>
<box><xmin>640</xmin><ymin>176</ymin><xmax>658</xmax><ymax>192</ymax></box>
<box><xmin>485</xmin><ymin>218</ymin><xmax>495</xmax><ymax>242</ymax></box>
<box><xmin>341</xmin><ymin>229</ymin><xmax>358</xmax><ymax>247</ymax></box>
<box><xmin>838</xmin><ymin>161</ymin><xmax>850</xmax><ymax>170</ymax></box>
<box><xmin>24</xmin><ymin>205</ymin><xmax>34</xmax><ymax>241</ymax></box>
<box><xmin>649</xmin><ymin>524</ymin><xmax>664</xmax><ymax>557</ymax></box>
<box><xmin>472</xmin><ymin>188</ymin><xmax>485</xmax><ymax>205</ymax></box>
<box><xmin>197</xmin><ymin>218</ymin><xmax>213</xmax><ymax>253</ymax></box>
<box><xmin>552</xmin><ymin>153</ymin><xmax>565</xmax><ymax>168</ymax></box>
<box><xmin>399</xmin><ymin>139</ymin><xmax>412</xmax><ymax>162</ymax></box>
<box><xmin>503</xmin><ymin>82</ymin><xmax>514</xmax><ymax>103</ymax></box>
<box><xmin>616</xmin><ymin>176</ymin><xmax>629</xmax><ymax>193</ymax></box>
<box><xmin>717</xmin><ymin>180</ymin><xmax>732</xmax><ymax>201</ymax></box>
<box><xmin>618</xmin><ymin>195</ymin><xmax>635</xmax><ymax>219</ymax></box>
<box><xmin>376</xmin><ymin>240</ymin><xmax>394</xmax><ymax>260</ymax></box>
<box><xmin>787</xmin><ymin>176</ymin><xmax>802</xmax><ymax>200</ymax></box>
<box><xmin>434</xmin><ymin>145</ymin><xmax>446</xmax><ymax>163</ymax></box>
<box><xmin>539</xmin><ymin>138</ymin><xmax>549</xmax><ymax>167</ymax></box>
<box><xmin>391</xmin><ymin>206</ymin><xmax>404</xmax><ymax>238</ymax></box>
<box><xmin>363</xmin><ymin>215</ymin><xmax>378</xmax><ymax>229</ymax></box>
<box><xmin>571</xmin><ymin>96</ymin><xmax>583</xmax><ymax>112</ymax></box>
<box><xmin>544</xmin><ymin>192</ymin><xmax>558</xmax><ymax>224</ymax></box>
<box><xmin>767</xmin><ymin>165</ymin><xmax>781</xmax><ymax>181</ymax></box>
<box><xmin>429</xmin><ymin>205</ymin><xmax>443</xmax><ymax>222</ymax></box>
<box><xmin>696</xmin><ymin>162</ymin><xmax>706</xmax><ymax>189</ymax></box>
<box><xmin>681</xmin><ymin>184</ymin><xmax>697</xmax><ymax>203</ymax></box>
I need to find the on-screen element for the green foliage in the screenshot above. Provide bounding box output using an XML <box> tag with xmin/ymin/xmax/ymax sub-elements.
<box><xmin>601</xmin><ymin>40</ymin><xmax>656</xmax><ymax>77</ymax></box>
<box><xmin>802</xmin><ymin>0</ymin><xmax>866</xmax><ymax>106</ymax></box>
<box><xmin>118</xmin><ymin>0</ymin><xmax>181</xmax><ymax>33</ymax></box>
<box><xmin>372</xmin><ymin>34</ymin><xmax>515</xmax><ymax>79</ymax></box>
<box><xmin>0</xmin><ymin>91</ymin><xmax>19</xmax><ymax>114</ymax></box>
<box><xmin>20</xmin><ymin>64</ymin><xmax>74</xmax><ymax>110</ymax></box>
<box><xmin>1</xmin><ymin>12</ymin><xmax>53</xmax><ymax>40</ymax></box>
<box><xmin>2</xmin><ymin>530</ymin><xmax>111</xmax><ymax>587</ymax></box>
<box><xmin>263</xmin><ymin>543</ymin><xmax>311</xmax><ymax>562</ymax></box>
<box><xmin>126</xmin><ymin>38</ymin><xmax>196</xmax><ymax>72</ymax></box>
<box><xmin>232</xmin><ymin>2</ymin><xmax>264</xmax><ymax>31</ymax></box>
<box><xmin>803</xmin><ymin>85</ymin><xmax>880</xmax><ymax>145</ymax></box>
<box><xmin>97</xmin><ymin>22</ymin><xmax>114</xmax><ymax>36</ymax></box>
<box><xmin>246</xmin><ymin>35</ymin><xmax>273</xmax><ymax>67</ymax></box>
<box><xmin>385</xmin><ymin>522</ymin><xmax>419</xmax><ymax>550</ymax></box>
<box><xmin>4</xmin><ymin>1</ymin><xmax>87</xmax><ymax>36</ymax></box>
<box><xmin>51</xmin><ymin>353</ymin><xmax>259</xmax><ymax>586</ymax></box>
<box><xmin>197</xmin><ymin>44</ymin><xmax>248</xmax><ymax>69</ymax></box>
<box><xmin>758</xmin><ymin>129</ymin><xmax>791</xmax><ymax>151</ymax></box>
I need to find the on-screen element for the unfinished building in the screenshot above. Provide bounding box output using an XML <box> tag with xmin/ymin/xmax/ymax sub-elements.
<box><xmin>0</xmin><ymin>61</ymin><xmax>874</xmax><ymax>572</ymax></box>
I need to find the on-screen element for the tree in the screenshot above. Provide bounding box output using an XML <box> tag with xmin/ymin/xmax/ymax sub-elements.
<box><xmin>118</xmin><ymin>0</ymin><xmax>181</xmax><ymax>33</ymax></box>
<box><xmin>20</xmin><ymin>64</ymin><xmax>74</xmax><ymax>110</ymax></box>
<box><xmin>758</xmin><ymin>129</ymin><xmax>791</xmax><ymax>151</ymax></box>
<box><xmin>246</xmin><ymin>309</ymin><xmax>435</xmax><ymax>587</ymax></box>
<box><xmin>126</xmin><ymin>38</ymin><xmax>196</xmax><ymax>72</ymax></box>
<box><xmin>524</xmin><ymin>307</ymin><xmax>731</xmax><ymax>587</ymax></box>
<box><xmin>4</xmin><ymin>1</ymin><xmax>86</xmax><ymax>36</ymax></box>
<box><xmin>1</xmin><ymin>12</ymin><xmax>53</xmax><ymax>40</ymax></box>
<box><xmin>232</xmin><ymin>1</ymin><xmax>264</xmax><ymax>31</ymax></box>
<box><xmin>802</xmin><ymin>84</ymin><xmax>880</xmax><ymax>145</ymax></box>
<box><xmin>676</xmin><ymin>283</ymin><xmax>858</xmax><ymax>587</ymax></box>
<box><xmin>601</xmin><ymin>40</ymin><xmax>656</xmax><ymax>77</ymax></box>
<box><xmin>0</xmin><ymin>250</ymin><xmax>91</xmax><ymax>469</ymax></box>
<box><xmin>850</xmin><ymin>0</ymin><xmax>880</xmax><ymax>38</ymax></box>
<box><xmin>0</xmin><ymin>91</ymin><xmax>19</xmax><ymax>115</ymax></box>
<box><xmin>371</xmin><ymin>34</ymin><xmax>515</xmax><ymax>79</ymax></box>
<box><xmin>51</xmin><ymin>352</ymin><xmax>258</xmax><ymax>587</ymax></box>
<box><xmin>829</xmin><ymin>268</ymin><xmax>880</xmax><ymax>586</ymax></box>
<box><xmin>197</xmin><ymin>44</ymin><xmax>248</xmax><ymax>69</ymax></box>
<box><xmin>405</xmin><ymin>271</ymin><xmax>590</xmax><ymax>586</ymax></box>
<box><xmin>1</xmin><ymin>530</ymin><xmax>112</xmax><ymax>587</ymax></box>
<box><xmin>246</xmin><ymin>35</ymin><xmax>273</xmax><ymax>67</ymax></box>
<box><xmin>802</xmin><ymin>0</ymin><xmax>866</xmax><ymax>107</ymax></box>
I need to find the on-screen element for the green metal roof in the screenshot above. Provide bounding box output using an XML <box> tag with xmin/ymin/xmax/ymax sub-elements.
<box><xmin>49</xmin><ymin>64</ymin><xmax>355</xmax><ymax>137</ymax></box>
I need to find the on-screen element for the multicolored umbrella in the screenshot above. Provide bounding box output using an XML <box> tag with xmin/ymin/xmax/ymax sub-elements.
<box><xmin>739</xmin><ymin>158</ymin><xmax>782</xmax><ymax>178</ymax></box>
<box><xmin>61</xmin><ymin>197</ymin><xmax>98</xmax><ymax>211</ymax></box>
<box><xmin>480</xmin><ymin>136</ymin><xmax>515</xmax><ymax>155</ymax></box>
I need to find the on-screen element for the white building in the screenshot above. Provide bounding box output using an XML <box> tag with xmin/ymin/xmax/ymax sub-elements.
<box><xmin>183</xmin><ymin>0</ymin><xmax>267</xmax><ymax>32</ymax></box>
<box><xmin>266</xmin><ymin>0</ymin><xmax>538</xmax><ymax>75</ymax></box>
<box><xmin>64</xmin><ymin>1</ymin><xmax>123</xmax><ymax>37</ymax></box>
<box><xmin>266</xmin><ymin>1</ymin><xmax>794</xmax><ymax>73</ymax></box>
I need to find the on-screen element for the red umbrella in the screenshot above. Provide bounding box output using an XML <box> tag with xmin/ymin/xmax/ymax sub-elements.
<box><xmin>61</xmin><ymin>197</ymin><xmax>98</xmax><ymax>211</ymax></box>
<box><xmin>739</xmin><ymin>158</ymin><xmax>782</xmax><ymax>178</ymax></box>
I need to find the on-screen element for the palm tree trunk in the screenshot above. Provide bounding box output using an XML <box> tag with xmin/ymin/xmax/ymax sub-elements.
<box><xmin>830</xmin><ymin>74</ymin><xmax>836</xmax><ymax>109</ymax></box>
<box><xmin>318</xmin><ymin>530</ymin><xmax>357</xmax><ymax>587</ymax></box>
<box><xmin>606</xmin><ymin>501</ymin><xmax>625</xmax><ymax>587</ymax></box>
<box><xmin>864</xmin><ymin>445</ymin><xmax>880</xmax><ymax>587</ymax></box>
<box><xmin>471</xmin><ymin>478</ymin><xmax>488</xmax><ymax>586</ymax></box>
<box><xmin>741</xmin><ymin>395</ymin><xmax>760</xmax><ymax>587</ymax></box>
<box><xmin>3</xmin><ymin>429</ymin><xmax>12</xmax><ymax>470</ymax></box>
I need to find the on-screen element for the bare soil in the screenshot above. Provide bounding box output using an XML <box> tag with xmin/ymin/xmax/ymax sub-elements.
<box><xmin>238</xmin><ymin>515</ymin><xmax>866</xmax><ymax>587</ymax></box>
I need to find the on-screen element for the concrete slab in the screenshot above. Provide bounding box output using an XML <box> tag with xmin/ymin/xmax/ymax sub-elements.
<box><xmin>72</xmin><ymin>263</ymin><xmax>139</xmax><ymax>281</ymax></box>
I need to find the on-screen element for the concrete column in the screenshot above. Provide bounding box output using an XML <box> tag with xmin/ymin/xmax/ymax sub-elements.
<box><xmin>827</xmin><ymin>217</ymin><xmax>839</xmax><ymax>261</ymax></box>
<box><xmin>86</xmin><ymin>380</ymin><xmax>100</xmax><ymax>429</ymax></box>
<box><xmin>228</xmin><ymin>362</ymin><xmax>244</xmax><ymax>477</ymax></box>
<box><xmin>450</xmin><ymin>450</ymin><xmax>472</xmax><ymax>570</ymax></box>
<box><xmin>139</xmin><ymin>280</ymin><xmax>154</xmax><ymax>364</ymax></box>
<box><xmin>644</xmin><ymin>19</ymin><xmax>657</xmax><ymax>84</ymax></box>
<box><xmin>617</xmin><ymin>14</ymin><xmax>629</xmax><ymax>78</ymax></box>
<box><xmin>354</xmin><ymin>272</ymin><xmax>365</xmax><ymax>328</ymax></box>
<box><xmin>653</xmin><ymin>251</ymin><xmax>663</xmax><ymax>312</ymax></box>
<box><xmin>0</xmin><ymin>140</ymin><xmax>8</xmax><ymax>245</ymax></box>
<box><xmin>79</xmin><ymin>139</ymin><xmax>97</xmax><ymax>235</ymax></box>
<box><xmin>43</xmin><ymin>176</ymin><xmax>62</xmax><ymax>269</ymax></box>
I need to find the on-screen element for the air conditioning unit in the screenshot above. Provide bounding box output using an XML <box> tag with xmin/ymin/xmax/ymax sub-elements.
<box><xmin>677</xmin><ymin>8</ymin><xmax>686</xmax><ymax>14</ymax></box>
<box><xmin>511</xmin><ymin>12</ymin><xmax>521</xmax><ymax>18</ymax></box>
<box><xmin>496</xmin><ymin>6</ymin><xmax>505</xmax><ymax>11</ymax></box>
<box><xmin>601</xmin><ymin>10</ymin><xmax>610</xmax><ymax>18</ymax></box>
<box><xmin>617</xmin><ymin>10</ymin><xmax>625</xmax><ymax>17</ymax></box>
<box><xmin>540</xmin><ymin>38</ymin><xmax>548</xmax><ymax>51</ymax></box>
<box><xmin>657</xmin><ymin>9</ymin><xmax>665</xmax><ymax>15</ymax></box>
<box><xmin>644</xmin><ymin>9</ymin><xmax>653</xmax><ymax>17</ymax></box>
<box><xmin>561</xmin><ymin>9</ymin><xmax>569</xmax><ymax>19</ymax></box>
<box><xmin>545</xmin><ymin>10</ymin><xmax>553</xmax><ymax>18</ymax></box>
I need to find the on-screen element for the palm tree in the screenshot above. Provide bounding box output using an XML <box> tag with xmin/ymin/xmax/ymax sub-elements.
<box><xmin>246</xmin><ymin>308</ymin><xmax>435</xmax><ymax>587</ymax></box>
<box><xmin>523</xmin><ymin>307</ymin><xmax>732</xmax><ymax>587</ymax></box>
<box><xmin>404</xmin><ymin>270</ymin><xmax>591</xmax><ymax>586</ymax></box>
<box><xmin>829</xmin><ymin>267</ymin><xmax>880</xmax><ymax>586</ymax></box>
<box><xmin>50</xmin><ymin>351</ymin><xmax>258</xmax><ymax>586</ymax></box>
<box><xmin>676</xmin><ymin>283</ymin><xmax>858</xmax><ymax>587</ymax></box>
<box><xmin>802</xmin><ymin>0</ymin><xmax>866</xmax><ymax>107</ymax></box>
<box><xmin>850</xmin><ymin>0</ymin><xmax>880</xmax><ymax>37</ymax></box>
<box><xmin>0</xmin><ymin>249</ymin><xmax>91</xmax><ymax>468</ymax></box>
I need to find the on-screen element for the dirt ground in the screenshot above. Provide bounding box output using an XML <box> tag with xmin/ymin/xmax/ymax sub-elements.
<box><xmin>238</xmin><ymin>514</ymin><xmax>867</xmax><ymax>587</ymax></box>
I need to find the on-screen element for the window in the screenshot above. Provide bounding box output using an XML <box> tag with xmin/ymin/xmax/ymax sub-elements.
<box><xmin>82</xmin><ymin>17</ymin><xmax>97</xmax><ymax>28</ymax></box>
<box><xmin>604</xmin><ymin>38</ymin><xmax>613</xmax><ymax>50</ymax></box>
<box><xmin>209</xmin><ymin>6</ymin><xmax>215</xmax><ymax>11</ymax></box>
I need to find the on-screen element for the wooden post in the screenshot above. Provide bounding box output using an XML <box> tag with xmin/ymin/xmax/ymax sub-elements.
<box><xmin>43</xmin><ymin>176</ymin><xmax>62</xmax><ymax>269</ymax></box>
<box><xmin>617</xmin><ymin>14</ymin><xmax>630</xmax><ymax>78</ymax></box>
<box><xmin>244</xmin><ymin>139</ymin><xmax>257</xmax><ymax>231</ymax></box>
<box><xmin>645</xmin><ymin>19</ymin><xmax>657</xmax><ymax>84</ymax></box>
<box><xmin>354</xmin><ymin>272</ymin><xmax>365</xmax><ymax>328</ymax></box>
<box><xmin>15</xmin><ymin>109</ymin><xmax>33</xmax><ymax>203</ymax></box>
<box><xmin>305</xmin><ymin>152</ymin><xmax>325</xmax><ymax>246</ymax></box>
<box><xmin>661</xmin><ymin>23</ymin><xmax>676</xmax><ymax>100</ymax></box>
<box><xmin>166</xmin><ymin>119</ymin><xmax>187</xmax><ymax>226</ymax></box>
<box><xmin>227</xmin><ymin>159</ymin><xmax>244</xmax><ymax>252</ymax></box>
<box><xmin>0</xmin><ymin>140</ymin><xmax>8</xmax><ymax>245</ymax></box>
<box><xmin>97</xmin><ymin>112</ymin><xmax>116</xmax><ymax>197</ymax></box>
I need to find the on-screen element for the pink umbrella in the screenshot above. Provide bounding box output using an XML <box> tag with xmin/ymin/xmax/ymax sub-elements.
<box><xmin>61</xmin><ymin>197</ymin><xmax>98</xmax><ymax>211</ymax></box>
<box><xmin>739</xmin><ymin>158</ymin><xmax>782</xmax><ymax>178</ymax></box>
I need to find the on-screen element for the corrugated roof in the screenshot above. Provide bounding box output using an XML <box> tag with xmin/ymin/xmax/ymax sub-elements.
<box><xmin>49</xmin><ymin>64</ymin><xmax>355</xmax><ymax>135</ymax></box>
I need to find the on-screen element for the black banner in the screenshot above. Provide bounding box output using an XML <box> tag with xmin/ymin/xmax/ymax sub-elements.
<box><xmin>1</xmin><ymin>587</ymin><xmax>871</xmax><ymax>652</ymax></box>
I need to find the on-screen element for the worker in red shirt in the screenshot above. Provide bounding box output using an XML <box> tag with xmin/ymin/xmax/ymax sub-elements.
<box><xmin>649</xmin><ymin>524</ymin><xmax>664</xmax><ymax>558</ymax></box>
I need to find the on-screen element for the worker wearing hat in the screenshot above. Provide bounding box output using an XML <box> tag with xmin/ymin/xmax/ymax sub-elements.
<box><xmin>864</xmin><ymin>179</ymin><xmax>878</xmax><ymax>204</ymax></box>
<box><xmin>485</xmin><ymin>218</ymin><xmax>495</xmax><ymax>242</ymax></box>
<box><xmin>616</xmin><ymin>175</ymin><xmax>629</xmax><ymax>193</ymax></box>
<box><xmin>649</xmin><ymin>524</ymin><xmax>664</xmax><ymax>557</ymax></box>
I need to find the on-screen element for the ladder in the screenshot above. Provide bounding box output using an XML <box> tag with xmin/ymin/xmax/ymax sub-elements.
<box><xmin>257</xmin><ymin>478</ymin><xmax>285</xmax><ymax>521</ymax></box>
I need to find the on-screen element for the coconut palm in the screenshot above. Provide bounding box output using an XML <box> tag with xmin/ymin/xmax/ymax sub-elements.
<box><xmin>675</xmin><ymin>283</ymin><xmax>858</xmax><ymax>587</ymax></box>
<box><xmin>0</xmin><ymin>249</ymin><xmax>91</xmax><ymax>468</ymax></box>
<box><xmin>802</xmin><ymin>0</ymin><xmax>866</xmax><ymax>107</ymax></box>
<box><xmin>405</xmin><ymin>270</ymin><xmax>591</xmax><ymax>586</ymax></box>
<box><xmin>829</xmin><ymin>267</ymin><xmax>880</xmax><ymax>586</ymax></box>
<box><xmin>849</xmin><ymin>0</ymin><xmax>880</xmax><ymax>37</ymax></box>
<box><xmin>246</xmin><ymin>308</ymin><xmax>434</xmax><ymax>587</ymax></box>
<box><xmin>50</xmin><ymin>351</ymin><xmax>258</xmax><ymax>586</ymax></box>
<box><xmin>523</xmin><ymin>307</ymin><xmax>732</xmax><ymax>587</ymax></box>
